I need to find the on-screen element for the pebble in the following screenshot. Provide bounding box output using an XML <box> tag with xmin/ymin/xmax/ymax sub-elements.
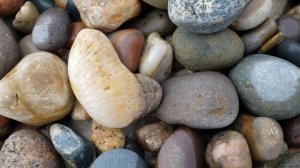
<box><xmin>109</xmin><ymin>29</ymin><xmax>145</xmax><ymax>72</ymax></box>
<box><xmin>0</xmin><ymin>0</ymin><xmax>24</xmax><ymax>16</ymax></box>
<box><xmin>31</xmin><ymin>0</ymin><xmax>55</xmax><ymax>13</ymax></box>
<box><xmin>229</xmin><ymin>54</ymin><xmax>300</xmax><ymax>120</ymax></box>
<box><xmin>63</xmin><ymin>119</ymin><xmax>92</xmax><ymax>141</ymax></box>
<box><xmin>283</xmin><ymin>115</ymin><xmax>300</xmax><ymax>147</ymax></box>
<box><xmin>50</xmin><ymin>124</ymin><xmax>95</xmax><ymax>168</ymax></box>
<box><xmin>0</xmin><ymin>140</ymin><xmax>3</xmax><ymax>148</ymax></box>
<box><xmin>233</xmin><ymin>114</ymin><xmax>284</xmax><ymax>162</ymax></box>
<box><xmin>268</xmin><ymin>0</ymin><xmax>290</xmax><ymax>20</ymax></box>
<box><xmin>205</xmin><ymin>130</ymin><xmax>252</xmax><ymax>168</ymax></box>
<box><xmin>241</xmin><ymin>18</ymin><xmax>277</xmax><ymax>54</ymax></box>
<box><xmin>91</xmin><ymin>149</ymin><xmax>148</xmax><ymax>168</ymax></box>
<box><xmin>142</xmin><ymin>0</ymin><xmax>167</xmax><ymax>9</ymax></box>
<box><xmin>66</xmin><ymin>0</ymin><xmax>80</xmax><ymax>21</ymax></box>
<box><xmin>155</xmin><ymin>71</ymin><xmax>239</xmax><ymax>129</ymax></box>
<box><xmin>278</xmin><ymin>16</ymin><xmax>300</xmax><ymax>42</ymax></box>
<box><xmin>32</xmin><ymin>7</ymin><xmax>71</xmax><ymax>52</ymax></box>
<box><xmin>71</xmin><ymin>99</ymin><xmax>91</xmax><ymax>121</ymax></box>
<box><xmin>274</xmin><ymin>40</ymin><xmax>300</xmax><ymax>67</ymax></box>
<box><xmin>286</xmin><ymin>4</ymin><xmax>300</xmax><ymax>20</ymax></box>
<box><xmin>73</xmin><ymin>0</ymin><xmax>141</xmax><ymax>32</ymax></box>
<box><xmin>174</xmin><ymin>69</ymin><xmax>194</xmax><ymax>76</ymax></box>
<box><xmin>231</xmin><ymin>0</ymin><xmax>272</xmax><ymax>31</ymax></box>
<box><xmin>144</xmin><ymin>151</ymin><xmax>157</xmax><ymax>167</ymax></box>
<box><xmin>90</xmin><ymin>121</ymin><xmax>125</xmax><ymax>152</ymax></box>
<box><xmin>55</xmin><ymin>0</ymin><xmax>68</xmax><ymax>9</ymax></box>
<box><xmin>156</xmin><ymin>127</ymin><xmax>206</xmax><ymax>168</ymax></box>
<box><xmin>139</xmin><ymin>32</ymin><xmax>173</xmax><ymax>82</ymax></box>
<box><xmin>125</xmin><ymin>140</ymin><xmax>144</xmax><ymax>157</ymax></box>
<box><xmin>0</xmin><ymin>20</ymin><xmax>21</xmax><ymax>79</ymax></box>
<box><xmin>12</xmin><ymin>1</ymin><xmax>39</xmax><ymax>33</ymax></box>
<box><xmin>0</xmin><ymin>129</ymin><xmax>61</xmax><ymax>167</ymax></box>
<box><xmin>168</xmin><ymin>0</ymin><xmax>249</xmax><ymax>33</ymax></box>
<box><xmin>0</xmin><ymin>115</ymin><xmax>13</xmax><ymax>138</ymax></box>
<box><xmin>276</xmin><ymin>152</ymin><xmax>300</xmax><ymax>168</ymax></box>
<box><xmin>258</xmin><ymin>32</ymin><xmax>285</xmax><ymax>53</ymax></box>
<box><xmin>172</xmin><ymin>28</ymin><xmax>244</xmax><ymax>71</ymax></box>
<box><xmin>66</xmin><ymin>22</ymin><xmax>86</xmax><ymax>48</ymax></box>
<box><xmin>0</xmin><ymin>51</ymin><xmax>74</xmax><ymax>126</ymax></box>
<box><xmin>136</xmin><ymin>121</ymin><xmax>173</xmax><ymax>152</ymax></box>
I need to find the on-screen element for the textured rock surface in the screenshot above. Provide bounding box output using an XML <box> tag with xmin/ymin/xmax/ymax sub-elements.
<box><xmin>276</xmin><ymin>152</ymin><xmax>300</xmax><ymax>168</ymax></box>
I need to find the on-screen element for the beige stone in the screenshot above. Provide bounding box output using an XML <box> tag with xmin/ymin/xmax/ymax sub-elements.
<box><xmin>71</xmin><ymin>99</ymin><xmax>91</xmax><ymax>121</ymax></box>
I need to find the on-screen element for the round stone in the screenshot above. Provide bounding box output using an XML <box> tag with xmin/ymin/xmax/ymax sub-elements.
<box><xmin>18</xmin><ymin>34</ymin><xmax>40</xmax><ymax>57</ymax></box>
<box><xmin>278</xmin><ymin>16</ymin><xmax>300</xmax><ymax>42</ymax></box>
<box><xmin>229</xmin><ymin>54</ymin><xmax>300</xmax><ymax>120</ymax></box>
<box><xmin>274</xmin><ymin>40</ymin><xmax>300</xmax><ymax>67</ymax></box>
<box><xmin>283</xmin><ymin>115</ymin><xmax>300</xmax><ymax>147</ymax></box>
<box><xmin>0</xmin><ymin>0</ymin><xmax>24</xmax><ymax>16</ymax></box>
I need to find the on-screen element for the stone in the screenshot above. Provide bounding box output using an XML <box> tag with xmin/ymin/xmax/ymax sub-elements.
<box><xmin>283</xmin><ymin>115</ymin><xmax>300</xmax><ymax>147</ymax></box>
<box><xmin>241</xmin><ymin>18</ymin><xmax>277</xmax><ymax>54</ymax></box>
<box><xmin>205</xmin><ymin>130</ymin><xmax>252</xmax><ymax>168</ymax></box>
<box><xmin>136</xmin><ymin>121</ymin><xmax>173</xmax><ymax>152</ymax></box>
<box><xmin>0</xmin><ymin>140</ymin><xmax>3</xmax><ymax>148</ymax></box>
<box><xmin>0</xmin><ymin>20</ymin><xmax>21</xmax><ymax>79</ymax></box>
<box><xmin>155</xmin><ymin>71</ymin><xmax>239</xmax><ymax>129</ymax></box>
<box><xmin>233</xmin><ymin>114</ymin><xmax>284</xmax><ymax>162</ymax></box>
<box><xmin>66</xmin><ymin>22</ymin><xmax>86</xmax><ymax>49</ymax></box>
<box><xmin>286</xmin><ymin>4</ymin><xmax>300</xmax><ymax>20</ymax></box>
<box><xmin>174</xmin><ymin>69</ymin><xmax>194</xmax><ymax>76</ymax></box>
<box><xmin>109</xmin><ymin>29</ymin><xmax>145</xmax><ymax>72</ymax></box>
<box><xmin>278</xmin><ymin>16</ymin><xmax>300</xmax><ymax>42</ymax></box>
<box><xmin>142</xmin><ymin>0</ymin><xmax>167</xmax><ymax>9</ymax></box>
<box><xmin>0</xmin><ymin>52</ymin><xmax>74</xmax><ymax>126</ymax></box>
<box><xmin>258</xmin><ymin>32</ymin><xmax>285</xmax><ymax>53</ymax></box>
<box><xmin>0</xmin><ymin>0</ymin><xmax>24</xmax><ymax>16</ymax></box>
<box><xmin>63</xmin><ymin>119</ymin><xmax>92</xmax><ymax>141</ymax></box>
<box><xmin>55</xmin><ymin>0</ymin><xmax>67</xmax><ymax>9</ymax></box>
<box><xmin>73</xmin><ymin>0</ymin><xmax>141</xmax><ymax>32</ymax></box>
<box><xmin>18</xmin><ymin>35</ymin><xmax>40</xmax><ymax>58</ymax></box>
<box><xmin>13</xmin><ymin>1</ymin><xmax>39</xmax><ymax>33</ymax></box>
<box><xmin>50</xmin><ymin>124</ymin><xmax>95</xmax><ymax>168</ymax></box>
<box><xmin>231</xmin><ymin>0</ymin><xmax>272</xmax><ymax>31</ymax></box>
<box><xmin>274</xmin><ymin>40</ymin><xmax>300</xmax><ymax>67</ymax></box>
<box><xmin>91</xmin><ymin>121</ymin><xmax>125</xmax><ymax>152</ymax></box>
<box><xmin>276</xmin><ymin>152</ymin><xmax>300</xmax><ymax>168</ymax></box>
<box><xmin>144</xmin><ymin>151</ymin><xmax>157</xmax><ymax>167</ymax></box>
<box><xmin>289</xmin><ymin>148</ymin><xmax>300</xmax><ymax>154</ymax></box>
<box><xmin>0</xmin><ymin>129</ymin><xmax>61</xmax><ymax>167</ymax></box>
<box><xmin>156</xmin><ymin>127</ymin><xmax>206</xmax><ymax>168</ymax></box>
<box><xmin>168</xmin><ymin>0</ymin><xmax>249</xmax><ymax>34</ymax></box>
<box><xmin>139</xmin><ymin>32</ymin><xmax>173</xmax><ymax>82</ymax></box>
<box><xmin>31</xmin><ymin>0</ymin><xmax>55</xmax><ymax>13</ymax></box>
<box><xmin>91</xmin><ymin>149</ymin><xmax>148</xmax><ymax>168</ymax></box>
<box><xmin>125</xmin><ymin>140</ymin><xmax>144</xmax><ymax>157</ymax></box>
<box><xmin>172</xmin><ymin>28</ymin><xmax>244</xmax><ymax>71</ymax></box>
<box><xmin>0</xmin><ymin>115</ymin><xmax>13</xmax><ymax>138</ymax></box>
<box><xmin>268</xmin><ymin>0</ymin><xmax>290</xmax><ymax>20</ymax></box>
<box><xmin>32</xmin><ymin>7</ymin><xmax>71</xmax><ymax>52</ymax></box>
<box><xmin>229</xmin><ymin>54</ymin><xmax>300</xmax><ymax>120</ymax></box>
<box><xmin>71</xmin><ymin>99</ymin><xmax>91</xmax><ymax>121</ymax></box>
<box><xmin>66</xmin><ymin>0</ymin><xmax>80</xmax><ymax>21</ymax></box>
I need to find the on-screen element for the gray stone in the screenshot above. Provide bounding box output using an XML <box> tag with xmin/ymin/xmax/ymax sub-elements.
<box><xmin>276</xmin><ymin>152</ymin><xmax>300</xmax><ymax>168</ymax></box>
<box><xmin>18</xmin><ymin>34</ymin><xmax>39</xmax><ymax>57</ymax></box>
<box><xmin>229</xmin><ymin>54</ymin><xmax>300</xmax><ymax>120</ymax></box>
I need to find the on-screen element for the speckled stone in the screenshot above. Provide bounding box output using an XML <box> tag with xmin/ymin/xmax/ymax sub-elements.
<box><xmin>278</xmin><ymin>16</ymin><xmax>300</xmax><ymax>42</ymax></box>
<box><xmin>31</xmin><ymin>0</ymin><xmax>55</xmax><ymax>13</ymax></box>
<box><xmin>50</xmin><ymin>124</ymin><xmax>95</xmax><ymax>168</ymax></box>
<box><xmin>91</xmin><ymin>149</ymin><xmax>148</xmax><ymax>168</ymax></box>
<box><xmin>18</xmin><ymin>34</ymin><xmax>40</xmax><ymax>57</ymax></box>
<box><xmin>168</xmin><ymin>0</ymin><xmax>249</xmax><ymax>33</ymax></box>
<box><xmin>172</xmin><ymin>28</ymin><xmax>244</xmax><ymax>71</ymax></box>
<box><xmin>274</xmin><ymin>40</ymin><xmax>300</xmax><ymax>67</ymax></box>
<box><xmin>0</xmin><ymin>129</ymin><xmax>61</xmax><ymax>167</ymax></box>
<box><xmin>142</xmin><ymin>0</ymin><xmax>167</xmax><ymax>9</ymax></box>
<box><xmin>283</xmin><ymin>115</ymin><xmax>300</xmax><ymax>147</ymax></box>
<box><xmin>32</xmin><ymin>7</ymin><xmax>71</xmax><ymax>52</ymax></box>
<box><xmin>0</xmin><ymin>115</ymin><xmax>13</xmax><ymax>138</ymax></box>
<box><xmin>0</xmin><ymin>0</ymin><xmax>24</xmax><ymax>16</ymax></box>
<box><xmin>155</xmin><ymin>71</ymin><xmax>239</xmax><ymax>129</ymax></box>
<box><xmin>229</xmin><ymin>54</ymin><xmax>300</xmax><ymax>120</ymax></box>
<box><xmin>276</xmin><ymin>152</ymin><xmax>300</xmax><ymax>168</ymax></box>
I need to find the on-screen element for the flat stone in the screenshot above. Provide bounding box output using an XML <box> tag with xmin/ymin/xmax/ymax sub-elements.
<box><xmin>274</xmin><ymin>40</ymin><xmax>300</xmax><ymax>67</ymax></box>
<box><xmin>283</xmin><ymin>115</ymin><xmax>300</xmax><ymax>147</ymax></box>
<box><xmin>0</xmin><ymin>0</ymin><xmax>24</xmax><ymax>16</ymax></box>
<box><xmin>18</xmin><ymin>34</ymin><xmax>40</xmax><ymax>57</ymax></box>
<box><xmin>278</xmin><ymin>16</ymin><xmax>300</xmax><ymax>42</ymax></box>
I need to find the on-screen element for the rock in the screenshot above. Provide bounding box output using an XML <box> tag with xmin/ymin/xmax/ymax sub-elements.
<box><xmin>0</xmin><ymin>20</ymin><xmax>21</xmax><ymax>79</ymax></box>
<box><xmin>289</xmin><ymin>148</ymin><xmax>300</xmax><ymax>154</ymax></box>
<box><xmin>142</xmin><ymin>0</ymin><xmax>167</xmax><ymax>9</ymax></box>
<box><xmin>0</xmin><ymin>129</ymin><xmax>61</xmax><ymax>167</ymax></box>
<box><xmin>168</xmin><ymin>0</ymin><xmax>249</xmax><ymax>33</ymax></box>
<box><xmin>144</xmin><ymin>151</ymin><xmax>157</xmax><ymax>167</ymax></box>
<box><xmin>231</xmin><ymin>0</ymin><xmax>272</xmax><ymax>31</ymax></box>
<box><xmin>71</xmin><ymin>99</ymin><xmax>91</xmax><ymax>121</ymax></box>
<box><xmin>268</xmin><ymin>0</ymin><xmax>290</xmax><ymax>20</ymax></box>
<box><xmin>13</xmin><ymin>1</ymin><xmax>39</xmax><ymax>33</ymax></box>
<box><xmin>229</xmin><ymin>54</ymin><xmax>300</xmax><ymax>120</ymax></box>
<box><xmin>233</xmin><ymin>114</ymin><xmax>284</xmax><ymax>162</ymax></box>
<box><xmin>139</xmin><ymin>32</ymin><xmax>173</xmax><ymax>82</ymax></box>
<box><xmin>0</xmin><ymin>51</ymin><xmax>74</xmax><ymax>126</ymax></box>
<box><xmin>172</xmin><ymin>28</ymin><xmax>244</xmax><ymax>71</ymax></box>
<box><xmin>73</xmin><ymin>0</ymin><xmax>141</xmax><ymax>32</ymax></box>
<box><xmin>31</xmin><ymin>0</ymin><xmax>55</xmax><ymax>13</ymax></box>
<box><xmin>32</xmin><ymin>7</ymin><xmax>71</xmax><ymax>52</ymax></box>
<box><xmin>155</xmin><ymin>71</ymin><xmax>239</xmax><ymax>129</ymax></box>
<box><xmin>283</xmin><ymin>115</ymin><xmax>300</xmax><ymax>147</ymax></box>
<box><xmin>109</xmin><ymin>29</ymin><xmax>145</xmax><ymax>72</ymax></box>
<box><xmin>278</xmin><ymin>16</ymin><xmax>300</xmax><ymax>42</ymax></box>
<box><xmin>66</xmin><ymin>0</ymin><xmax>80</xmax><ymax>21</ymax></box>
<box><xmin>0</xmin><ymin>140</ymin><xmax>3</xmax><ymax>148</ymax></box>
<box><xmin>18</xmin><ymin>34</ymin><xmax>40</xmax><ymax>57</ymax></box>
<box><xmin>276</xmin><ymin>152</ymin><xmax>300</xmax><ymax>168</ymax></box>
<box><xmin>91</xmin><ymin>121</ymin><xmax>125</xmax><ymax>152</ymax></box>
<box><xmin>0</xmin><ymin>0</ymin><xmax>24</xmax><ymax>16</ymax></box>
<box><xmin>66</xmin><ymin>22</ymin><xmax>86</xmax><ymax>49</ymax></box>
<box><xmin>91</xmin><ymin>149</ymin><xmax>148</xmax><ymax>168</ymax></box>
<box><xmin>63</xmin><ymin>119</ymin><xmax>92</xmax><ymax>141</ymax></box>
<box><xmin>125</xmin><ymin>140</ymin><xmax>144</xmax><ymax>157</ymax></box>
<box><xmin>157</xmin><ymin>127</ymin><xmax>206</xmax><ymax>168</ymax></box>
<box><xmin>206</xmin><ymin>130</ymin><xmax>252</xmax><ymax>168</ymax></box>
<box><xmin>50</xmin><ymin>124</ymin><xmax>95</xmax><ymax>168</ymax></box>
<box><xmin>137</xmin><ymin>121</ymin><xmax>173</xmax><ymax>152</ymax></box>
<box><xmin>55</xmin><ymin>0</ymin><xmax>67</xmax><ymax>9</ymax></box>
<box><xmin>0</xmin><ymin>115</ymin><xmax>13</xmax><ymax>138</ymax></box>
<box><xmin>174</xmin><ymin>69</ymin><xmax>194</xmax><ymax>76</ymax></box>
<box><xmin>286</xmin><ymin>4</ymin><xmax>300</xmax><ymax>20</ymax></box>
<box><xmin>258</xmin><ymin>32</ymin><xmax>285</xmax><ymax>53</ymax></box>
<box><xmin>241</xmin><ymin>18</ymin><xmax>277</xmax><ymax>54</ymax></box>
<box><xmin>274</xmin><ymin>40</ymin><xmax>300</xmax><ymax>67</ymax></box>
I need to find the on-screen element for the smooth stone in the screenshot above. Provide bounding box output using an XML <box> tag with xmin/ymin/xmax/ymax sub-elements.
<box><xmin>63</xmin><ymin>119</ymin><xmax>92</xmax><ymax>141</ymax></box>
<box><xmin>139</xmin><ymin>32</ymin><xmax>173</xmax><ymax>82</ymax></box>
<box><xmin>91</xmin><ymin>149</ymin><xmax>148</xmax><ymax>168</ymax></box>
<box><xmin>137</xmin><ymin>121</ymin><xmax>173</xmax><ymax>152</ymax></box>
<box><xmin>109</xmin><ymin>29</ymin><xmax>145</xmax><ymax>72</ymax></box>
<box><xmin>229</xmin><ymin>54</ymin><xmax>300</xmax><ymax>120</ymax></box>
<box><xmin>278</xmin><ymin>16</ymin><xmax>300</xmax><ymax>42</ymax></box>
<box><xmin>174</xmin><ymin>69</ymin><xmax>194</xmax><ymax>76</ymax></box>
<box><xmin>55</xmin><ymin>0</ymin><xmax>68</xmax><ymax>9</ymax></box>
<box><xmin>66</xmin><ymin>0</ymin><xmax>80</xmax><ymax>21</ymax></box>
<box><xmin>172</xmin><ymin>28</ymin><xmax>244</xmax><ymax>71</ymax></box>
<box><xmin>156</xmin><ymin>71</ymin><xmax>239</xmax><ymax>129</ymax></box>
<box><xmin>13</xmin><ymin>1</ymin><xmax>39</xmax><ymax>33</ymax></box>
<box><xmin>90</xmin><ymin>121</ymin><xmax>125</xmax><ymax>152</ymax></box>
<box><xmin>157</xmin><ymin>127</ymin><xmax>206</xmax><ymax>168</ymax></box>
<box><xmin>66</xmin><ymin>22</ymin><xmax>86</xmax><ymax>48</ymax></box>
<box><xmin>241</xmin><ymin>18</ymin><xmax>277</xmax><ymax>54</ymax></box>
<box><xmin>206</xmin><ymin>130</ymin><xmax>252</xmax><ymax>168</ymax></box>
<box><xmin>258</xmin><ymin>32</ymin><xmax>285</xmax><ymax>53</ymax></box>
<box><xmin>231</xmin><ymin>0</ymin><xmax>272</xmax><ymax>31</ymax></box>
<box><xmin>233</xmin><ymin>114</ymin><xmax>284</xmax><ymax>162</ymax></box>
<box><xmin>268</xmin><ymin>0</ymin><xmax>290</xmax><ymax>20</ymax></box>
<box><xmin>71</xmin><ymin>99</ymin><xmax>91</xmax><ymax>121</ymax></box>
<box><xmin>274</xmin><ymin>40</ymin><xmax>300</xmax><ymax>67</ymax></box>
<box><xmin>142</xmin><ymin>0</ymin><xmax>167</xmax><ymax>9</ymax></box>
<box><xmin>50</xmin><ymin>124</ymin><xmax>95</xmax><ymax>168</ymax></box>
<box><xmin>0</xmin><ymin>20</ymin><xmax>21</xmax><ymax>79</ymax></box>
<box><xmin>168</xmin><ymin>0</ymin><xmax>249</xmax><ymax>33</ymax></box>
<box><xmin>32</xmin><ymin>7</ymin><xmax>71</xmax><ymax>52</ymax></box>
<box><xmin>0</xmin><ymin>52</ymin><xmax>74</xmax><ymax>126</ymax></box>
<box><xmin>0</xmin><ymin>0</ymin><xmax>24</xmax><ymax>16</ymax></box>
<box><xmin>283</xmin><ymin>115</ymin><xmax>300</xmax><ymax>147</ymax></box>
<box><xmin>73</xmin><ymin>0</ymin><xmax>141</xmax><ymax>32</ymax></box>
<box><xmin>0</xmin><ymin>129</ymin><xmax>61</xmax><ymax>167</ymax></box>
<box><xmin>31</xmin><ymin>0</ymin><xmax>55</xmax><ymax>13</ymax></box>
<box><xmin>276</xmin><ymin>152</ymin><xmax>300</xmax><ymax>168</ymax></box>
<box><xmin>0</xmin><ymin>115</ymin><xmax>13</xmax><ymax>138</ymax></box>
<box><xmin>286</xmin><ymin>4</ymin><xmax>300</xmax><ymax>20</ymax></box>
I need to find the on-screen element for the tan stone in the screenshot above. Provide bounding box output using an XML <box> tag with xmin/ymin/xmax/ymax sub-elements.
<box><xmin>71</xmin><ymin>99</ymin><xmax>91</xmax><ymax>121</ymax></box>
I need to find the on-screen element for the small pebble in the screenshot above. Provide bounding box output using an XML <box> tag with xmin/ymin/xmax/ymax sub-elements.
<box><xmin>0</xmin><ymin>115</ymin><xmax>13</xmax><ymax>138</ymax></box>
<box><xmin>55</xmin><ymin>0</ymin><xmax>68</xmax><ymax>9</ymax></box>
<box><xmin>274</xmin><ymin>40</ymin><xmax>300</xmax><ymax>67</ymax></box>
<box><xmin>66</xmin><ymin>0</ymin><xmax>80</xmax><ymax>21</ymax></box>
<box><xmin>142</xmin><ymin>0</ymin><xmax>167</xmax><ymax>9</ymax></box>
<box><xmin>258</xmin><ymin>32</ymin><xmax>285</xmax><ymax>53</ymax></box>
<box><xmin>286</xmin><ymin>4</ymin><xmax>300</xmax><ymax>20</ymax></box>
<box><xmin>71</xmin><ymin>99</ymin><xmax>91</xmax><ymax>121</ymax></box>
<box><xmin>31</xmin><ymin>0</ymin><xmax>55</xmax><ymax>13</ymax></box>
<box><xmin>63</xmin><ymin>119</ymin><xmax>92</xmax><ymax>141</ymax></box>
<box><xmin>268</xmin><ymin>0</ymin><xmax>290</xmax><ymax>20</ymax></box>
<box><xmin>0</xmin><ymin>0</ymin><xmax>24</xmax><ymax>16</ymax></box>
<box><xmin>66</xmin><ymin>22</ymin><xmax>86</xmax><ymax>48</ymax></box>
<box><xmin>283</xmin><ymin>115</ymin><xmax>300</xmax><ymax>147</ymax></box>
<box><xmin>278</xmin><ymin>16</ymin><xmax>300</xmax><ymax>42</ymax></box>
<box><xmin>18</xmin><ymin>34</ymin><xmax>40</xmax><ymax>57</ymax></box>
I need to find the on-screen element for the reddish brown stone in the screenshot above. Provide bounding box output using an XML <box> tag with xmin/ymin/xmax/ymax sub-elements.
<box><xmin>66</xmin><ymin>22</ymin><xmax>86</xmax><ymax>48</ymax></box>
<box><xmin>284</xmin><ymin>115</ymin><xmax>300</xmax><ymax>147</ymax></box>
<box><xmin>0</xmin><ymin>115</ymin><xmax>12</xmax><ymax>138</ymax></box>
<box><xmin>0</xmin><ymin>0</ymin><xmax>25</xmax><ymax>16</ymax></box>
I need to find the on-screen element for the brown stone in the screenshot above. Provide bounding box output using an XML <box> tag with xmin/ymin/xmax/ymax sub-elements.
<box><xmin>0</xmin><ymin>0</ymin><xmax>24</xmax><ymax>16</ymax></box>
<box><xmin>0</xmin><ymin>115</ymin><xmax>12</xmax><ymax>138</ymax></box>
<box><xmin>286</xmin><ymin>4</ymin><xmax>300</xmax><ymax>20</ymax></box>
<box><xmin>283</xmin><ymin>115</ymin><xmax>300</xmax><ymax>147</ymax></box>
<box><xmin>278</xmin><ymin>16</ymin><xmax>300</xmax><ymax>42</ymax></box>
<box><xmin>18</xmin><ymin>34</ymin><xmax>40</xmax><ymax>57</ymax></box>
<box><xmin>66</xmin><ymin>22</ymin><xmax>86</xmax><ymax>48</ymax></box>
<box><xmin>71</xmin><ymin>99</ymin><xmax>91</xmax><ymax>121</ymax></box>
<box><xmin>258</xmin><ymin>32</ymin><xmax>285</xmax><ymax>53</ymax></box>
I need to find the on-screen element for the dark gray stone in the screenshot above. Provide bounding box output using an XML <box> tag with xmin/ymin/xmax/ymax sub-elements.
<box><xmin>275</xmin><ymin>40</ymin><xmax>300</xmax><ymax>67</ymax></box>
<box><xmin>229</xmin><ymin>54</ymin><xmax>300</xmax><ymax>120</ymax></box>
